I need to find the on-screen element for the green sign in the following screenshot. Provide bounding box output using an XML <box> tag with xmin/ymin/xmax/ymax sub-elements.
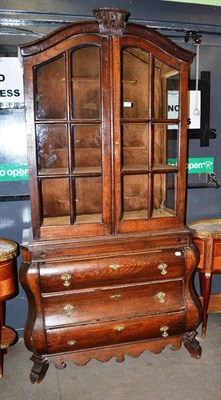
<box><xmin>187</xmin><ymin>157</ymin><xmax>214</xmax><ymax>173</ymax></box>
<box><xmin>168</xmin><ymin>157</ymin><xmax>214</xmax><ymax>174</ymax></box>
<box><xmin>0</xmin><ymin>163</ymin><xmax>29</xmax><ymax>181</ymax></box>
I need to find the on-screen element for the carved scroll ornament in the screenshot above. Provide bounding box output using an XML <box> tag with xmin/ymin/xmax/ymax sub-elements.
<box><xmin>93</xmin><ymin>7</ymin><xmax>130</xmax><ymax>36</ymax></box>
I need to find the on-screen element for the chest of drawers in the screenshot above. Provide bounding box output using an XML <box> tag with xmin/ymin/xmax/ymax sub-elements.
<box><xmin>20</xmin><ymin>233</ymin><xmax>202</xmax><ymax>383</ymax></box>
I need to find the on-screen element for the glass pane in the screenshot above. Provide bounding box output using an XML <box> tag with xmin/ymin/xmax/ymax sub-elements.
<box><xmin>36</xmin><ymin>124</ymin><xmax>68</xmax><ymax>175</ymax></box>
<box><xmin>71</xmin><ymin>46</ymin><xmax>100</xmax><ymax>119</ymax></box>
<box><xmin>75</xmin><ymin>177</ymin><xmax>102</xmax><ymax>223</ymax></box>
<box><xmin>153</xmin><ymin>58</ymin><xmax>179</xmax><ymax>119</ymax></box>
<box><xmin>122</xmin><ymin>48</ymin><xmax>149</xmax><ymax>118</ymax></box>
<box><xmin>122</xmin><ymin>174</ymin><xmax>148</xmax><ymax>220</ymax></box>
<box><xmin>72</xmin><ymin>125</ymin><xmax>101</xmax><ymax>173</ymax></box>
<box><xmin>35</xmin><ymin>55</ymin><xmax>66</xmax><ymax>120</ymax></box>
<box><xmin>152</xmin><ymin>173</ymin><xmax>176</xmax><ymax>218</ymax></box>
<box><xmin>41</xmin><ymin>178</ymin><xmax>70</xmax><ymax>225</ymax></box>
<box><xmin>122</xmin><ymin>124</ymin><xmax>149</xmax><ymax>170</ymax></box>
<box><xmin>153</xmin><ymin>124</ymin><xmax>178</xmax><ymax>168</ymax></box>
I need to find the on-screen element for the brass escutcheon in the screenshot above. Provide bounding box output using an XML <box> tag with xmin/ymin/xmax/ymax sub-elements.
<box><xmin>109</xmin><ymin>264</ymin><xmax>121</xmax><ymax>271</ymax></box>
<box><xmin>63</xmin><ymin>304</ymin><xmax>75</xmax><ymax>317</ymax></box>
<box><xmin>156</xmin><ymin>292</ymin><xmax>166</xmax><ymax>303</ymax></box>
<box><xmin>160</xmin><ymin>326</ymin><xmax>169</xmax><ymax>338</ymax></box>
<box><xmin>114</xmin><ymin>326</ymin><xmax>125</xmax><ymax>332</ymax></box>
<box><xmin>61</xmin><ymin>273</ymin><xmax>71</xmax><ymax>287</ymax></box>
<box><xmin>110</xmin><ymin>293</ymin><xmax>122</xmax><ymax>301</ymax></box>
<box><xmin>158</xmin><ymin>263</ymin><xmax>168</xmax><ymax>275</ymax></box>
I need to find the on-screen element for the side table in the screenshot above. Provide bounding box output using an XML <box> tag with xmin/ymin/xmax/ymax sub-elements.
<box><xmin>189</xmin><ymin>219</ymin><xmax>221</xmax><ymax>338</ymax></box>
<box><xmin>0</xmin><ymin>238</ymin><xmax>19</xmax><ymax>379</ymax></box>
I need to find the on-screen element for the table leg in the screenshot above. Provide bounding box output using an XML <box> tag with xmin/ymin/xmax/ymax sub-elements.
<box><xmin>0</xmin><ymin>302</ymin><xmax>4</xmax><ymax>379</ymax></box>
<box><xmin>199</xmin><ymin>271</ymin><xmax>205</xmax><ymax>297</ymax></box>
<box><xmin>201</xmin><ymin>272</ymin><xmax>212</xmax><ymax>338</ymax></box>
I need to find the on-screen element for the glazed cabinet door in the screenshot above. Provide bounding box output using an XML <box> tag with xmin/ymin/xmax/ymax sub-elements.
<box><xmin>25</xmin><ymin>36</ymin><xmax>111</xmax><ymax>239</ymax></box>
<box><xmin>24</xmin><ymin>29</ymin><xmax>189</xmax><ymax>239</ymax></box>
<box><xmin>113</xmin><ymin>36</ymin><xmax>188</xmax><ymax>234</ymax></box>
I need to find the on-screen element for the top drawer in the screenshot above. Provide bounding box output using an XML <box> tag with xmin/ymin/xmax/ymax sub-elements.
<box><xmin>39</xmin><ymin>249</ymin><xmax>185</xmax><ymax>293</ymax></box>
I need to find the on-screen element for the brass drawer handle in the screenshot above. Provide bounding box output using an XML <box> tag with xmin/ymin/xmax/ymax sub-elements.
<box><xmin>158</xmin><ymin>263</ymin><xmax>168</xmax><ymax>275</ymax></box>
<box><xmin>67</xmin><ymin>339</ymin><xmax>77</xmax><ymax>346</ymax></box>
<box><xmin>114</xmin><ymin>326</ymin><xmax>125</xmax><ymax>332</ymax></box>
<box><xmin>63</xmin><ymin>304</ymin><xmax>75</xmax><ymax>317</ymax></box>
<box><xmin>109</xmin><ymin>264</ymin><xmax>121</xmax><ymax>271</ymax></box>
<box><xmin>156</xmin><ymin>292</ymin><xmax>166</xmax><ymax>303</ymax></box>
<box><xmin>110</xmin><ymin>293</ymin><xmax>122</xmax><ymax>301</ymax></box>
<box><xmin>160</xmin><ymin>326</ymin><xmax>169</xmax><ymax>338</ymax></box>
<box><xmin>61</xmin><ymin>273</ymin><xmax>71</xmax><ymax>287</ymax></box>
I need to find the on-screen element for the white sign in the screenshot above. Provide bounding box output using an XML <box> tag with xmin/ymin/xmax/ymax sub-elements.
<box><xmin>188</xmin><ymin>90</ymin><xmax>201</xmax><ymax>129</ymax></box>
<box><xmin>168</xmin><ymin>90</ymin><xmax>201</xmax><ymax>130</ymax></box>
<box><xmin>0</xmin><ymin>57</ymin><xmax>24</xmax><ymax>106</ymax></box>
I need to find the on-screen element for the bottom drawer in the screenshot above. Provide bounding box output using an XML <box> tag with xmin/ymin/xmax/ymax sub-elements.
<box><xmin>46</xmin><ymin>311</ymin><xmax>186</xmax><ymax>354</ymax></box>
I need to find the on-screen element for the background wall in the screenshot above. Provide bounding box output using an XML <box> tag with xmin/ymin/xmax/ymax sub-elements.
<box><xmin>1</xmin><ymin>0</ymin><xmax>221</xmax><ymax>337</ymax></box>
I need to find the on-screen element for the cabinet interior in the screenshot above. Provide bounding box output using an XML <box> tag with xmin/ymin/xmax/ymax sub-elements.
<box><xmin>34</xmin><ymin>45</ymin><xmax>180</xmax><ymax>227</ymax></box>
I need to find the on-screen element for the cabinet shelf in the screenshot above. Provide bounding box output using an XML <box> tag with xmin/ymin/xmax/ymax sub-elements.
<box><xmin>76</xmin><ymin>213</ymin><xmax>102</xmax><ymax>223</ymax></box>
<box><xmin>122</xmin><ymin>164</ymin><xmax>178</xmax><ymax>174</ymax></box>
<box><xmin>43</xmin><ymin>213</ymin><xmax>102</xmax><ymax>226</ymax></box>
<box><xmin>38</xmin><ymin>168</ymin><xmax>69</xmax><ymax>176</ymax></box>
<box><xmin>38</xmin><ymin>167</ymin><xmax>102</xmax><ymax>178</ymax></box>
<box><xmin>122</xmin><ymin>79</ymin><xmax>137</xmax><ymax>84</ymax></box>
<box><xmin>123</xmin><ymin>210</ymin><xmax>148</xmax><ymax>220</ymax></box>
<box><xmin>122</xmin><ymin>208</ymin><xmax>176</xmax><ymax>221</ymax></box>
<box><xmin>122</xmin><ymin>165</ymin><xmax>149</xmax><ymax>174</ymax></box>
<box><xmin>151</xmin><ymin>119</ymin><xmax>180</xmax><ymax>125</ymax></box>
<box><xmin>73</xmin><ymin>167</ymin><xmax>102</xmax><ymax>176</ymax></box>
<box><xmin>121</xmin><ymin>118</ymin><xmax>179</xmax><ymax>124</ymax></box>
<box><xmin>72</xmin><ymin>78</ymin><xmax>99</xmax><ymax>82</ymax></box>
<box><xmin>152</xmin><ymin>164</ymin><xmax>178</xmax><ymax>173</ymax></box>
<box><xmin>43</xmin><ymin>216</ymin><xmax>70</xmax><ymax>226</ymax></box>
<box><xmin>152</xmin><ymin>208</ymin><xmax>176</xmax><ymax>218</ymax></box>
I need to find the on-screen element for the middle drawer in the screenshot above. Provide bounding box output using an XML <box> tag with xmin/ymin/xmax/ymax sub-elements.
<box><xmin>42</xmin><ymin>279</ymin><xmax>184</xmax><ymax>328</ymax></box>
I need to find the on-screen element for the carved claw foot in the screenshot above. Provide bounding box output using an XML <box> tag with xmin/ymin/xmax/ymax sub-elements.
<box><xmin>183</xmin><ymin>331</ymin><xmax>202</xmax><ymax>359</ymax></box>
<box><xmin>30</xmin><ymin>354</ymin><xmax>49</xmax><ymax>384</ymax></box>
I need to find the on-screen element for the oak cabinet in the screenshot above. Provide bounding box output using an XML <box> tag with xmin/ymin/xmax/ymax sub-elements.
<box><xmin>19</xmin><ymin>8</ymin><xmax>202</xmax><ymax>383</ymax></box>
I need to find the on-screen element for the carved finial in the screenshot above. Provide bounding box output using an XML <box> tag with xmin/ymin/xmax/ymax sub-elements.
<box><xmin>93</xmin><ymin>7</ymin><xmax>130</xmax><ymax>36</ymax></box>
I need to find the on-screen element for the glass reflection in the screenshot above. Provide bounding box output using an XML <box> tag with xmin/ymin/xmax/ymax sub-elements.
<box><xmin>122</xmin><ymin>47</ymin><xmax>149</xmax><ymax>118</ymax></box>
<box><xmin>71</xmin><ymin>46</ymin><xmax>100</xmax><ymax>119</ymax></box>
<box><xmin>72</xmin><ymin>125</ymin><xmax>101</xmax><ymax>172</ymax></box>
<box><xmin>152</xmin><ymin>173</ymin><xmax>176</xmax><ymax>218</ymax></box>
<box><xmin>153</xmin><ymin>58</ymin><xmax>179</xmax><ymax>119</ymax></box>
<box><xmin>75</xmin><ymin>177</ymin><xmax>102</xmax><ymax>223</ymax></box>
<box><xmin>122</xmin><ymin>174</ymin><xmax>148</xmax><ymax>220</ymax></box>
<box><xmin>122</xmin><ymin>124</ymin><xmax>149</xmax><ymax>169</ymax></box>
<box><xmin>36</xmin><ymin>124</ymin><xmax>68</xmax><ymax>174</ymax></box>
<box><xmin>41</xmin><ymin>178</ymin><xmax>70</xmax><ymax>225</ymax></box>
<box><xmin>153</xmin><ymin>124</ymin><xmax>178</xmax><ymax>168</ymax></box>
<box><xmin>35</xmin><ymin>55</ymin><xmax>66</xmax><ymax>120</ymax></box>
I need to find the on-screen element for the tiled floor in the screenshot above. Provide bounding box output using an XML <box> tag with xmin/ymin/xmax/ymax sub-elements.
<box><xmin>1</xmin><ymin>314</ymin><xmax>221</xmax><ymax>400</ymax></box>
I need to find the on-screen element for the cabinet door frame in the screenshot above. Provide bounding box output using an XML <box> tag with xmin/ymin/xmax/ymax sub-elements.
<box><xmin>112</xmin><ymin>35</ymin><xmax>189</xmax><ymax>234</ymax></box>
<box><xmin>24</xmin><ymin>34</ymin><xmax>112</xmax><ymax>240</ymax></box>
